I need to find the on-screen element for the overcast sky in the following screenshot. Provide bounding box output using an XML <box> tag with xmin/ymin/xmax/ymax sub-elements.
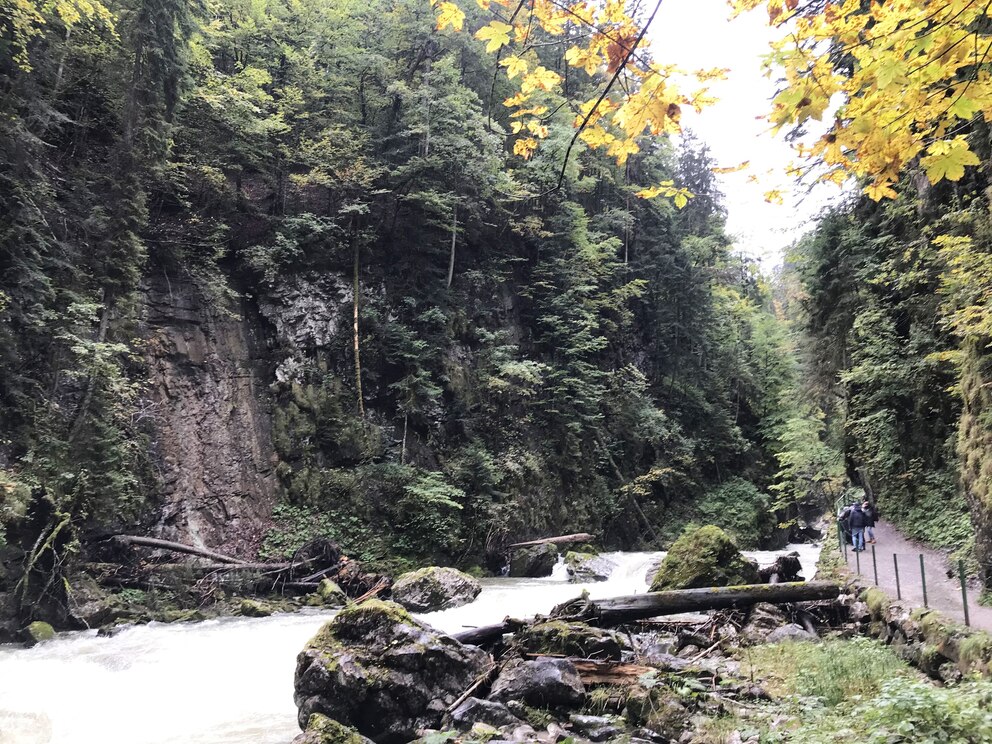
<box><xmin>649</xmin><ymin>0</ymin><xmax>850</xmax><ymax>268</ymax></box>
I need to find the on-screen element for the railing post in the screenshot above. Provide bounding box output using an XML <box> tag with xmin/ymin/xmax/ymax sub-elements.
<box><xmin>872</xmin><ymin>545</ymin><xmax>879</xmax><ymax>586</ymax></box>
<box><xmin>855</xmin><ymin>546</ymin><xmax>861</xmax><ymax>575</ymax></box>
<box><xmin>894</xmin><ymin>554</ymin><xmax>902</xmax><ymax>600</ymax></box>
<box><xmin>920</xmin><ymin>554</ymin><xmax>928</xmax><ymax>608</ymax></box>
<box><xmin>959</xmin><ymin>559</ymin><xmax>971</xmax><ymax>627</ymax></box>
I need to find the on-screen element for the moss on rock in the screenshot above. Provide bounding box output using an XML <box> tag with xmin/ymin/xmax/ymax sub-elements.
<box><xmin>238</xmin><ymin>599</ymin><xmax>274</xmax><ymax>617</ymax></box>
<box><xmin>515</xmin><ymin>620</ymin><xmax>625</xmax><ymax>661</ymax></box>
<box><xmin>21</xmin><ymin>620</ymin><xmax>55</xmax><ymax>645</ymax></box>
<box><xmin>863</xmin><ymin>587</ymin><xmax>891</xmax><ymax>619</ymax></box>
<box><xmin>649</xmin><ymin>525</ymin><xmax>759</xmax><ymax>591</ymax></box>
<box><xmin>293</xmin><ymin>713</ymin><xmax>373</xmax><ymax>744</ymax></box>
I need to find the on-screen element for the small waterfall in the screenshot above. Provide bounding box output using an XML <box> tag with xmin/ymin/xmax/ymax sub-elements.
<box><xmin>547</xmin><ymin>554</ymin><xmax>569</xmax><ymax>581</ymax></box>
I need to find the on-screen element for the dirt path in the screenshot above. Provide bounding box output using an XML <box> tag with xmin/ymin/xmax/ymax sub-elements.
<box><xmin>840</xmin><ymin>520</ymin><xmax>992</xmax><ymax>631</ymax></box>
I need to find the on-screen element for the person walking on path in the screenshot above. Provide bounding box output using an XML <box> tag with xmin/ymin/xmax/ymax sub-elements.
<box><xmin>848</xmin><ymin>501</ymin><xmax>867</xmax><ymax>551</ymax></box>
<box><xmin>863</xmin><ymin>501</ymin><xmax>878</xmax><ymax>544</ymax></box>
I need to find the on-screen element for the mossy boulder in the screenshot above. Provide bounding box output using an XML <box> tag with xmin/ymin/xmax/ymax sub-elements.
<box><xmin>306</xmin><ymin>579</ymin><xmax>348</xmax><ymax>608</ymax></box>
<box><xmin>238</xmin><ymin>599</ymin><xmax>274</xmax><ymax>617</ymax></box>
<box><xmin>564</xmin><ymin>552</ymin><xmax>616</xmax><ymax>583</ymax></box>
<box><xmin>515</xmin><ymin>620</ymin><xmax>627</xmax><ymax>661</ymax></box>
<box><xmin>292</xmin><ymin>713</ymin><xmax>375</xmax><ymax>744</ymax></box>
<box><xmin>20</xmin><ymin>620</ymin><xmax>55</xmax><ymax>646</ymax></box>
<box><xmin>390</xmin><ymin>567</ymin><xmax>481</xmax><ymax>613</ymax></box>
<box><xmin>294</xmin><ymin>600</ymin><xmax>490</xmax><ymax>743</ymax></box>
<box><xmin>509</xmin><ymin>544</ymin><xmax>558</xmax><ymax>578</ymax></box>
<box><xmin>648</xmin><ymin>525</ymin><xmax>759</xmax><ymax>591</ymax></box>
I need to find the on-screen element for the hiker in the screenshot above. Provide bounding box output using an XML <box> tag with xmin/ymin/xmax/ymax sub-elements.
<box><xmin>863</xmin><ymin>501</ymin><xmax>878</xmax><ymax>544</ymax></box>
<box><xmin>848</xmin><ymin>501</ymin><xmax>867</xmax><ymax>552</ymax></box>
<box><xmin>837</xmin><ymin>503</ymin><xmax>852</xmax><ymax>544</ymax></box>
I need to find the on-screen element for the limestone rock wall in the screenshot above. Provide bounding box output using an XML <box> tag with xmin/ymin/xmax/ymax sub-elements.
<box><xmin>141</xmin><ymin>272</ymin><xmax>278</xmax><ymax>556</ymax></box>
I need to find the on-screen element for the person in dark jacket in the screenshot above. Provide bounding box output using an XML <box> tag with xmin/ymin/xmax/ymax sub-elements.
<box><xmin>848</xmin><ymin>502</ymin><xmax>867</xmax><ymax>551</ymax></box>
<box><xmin>863</xmin><ymin>501</ymin><xmax>877</xmax><ymax>544</ymax></box>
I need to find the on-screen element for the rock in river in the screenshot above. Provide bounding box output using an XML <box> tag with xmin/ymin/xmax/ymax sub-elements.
<box><xmin>649</xmin><ymin>525</ymin><xmax>759</xmax><ymax>591</ymax></box>
<box><xmin>390</xmin><ymin>566</ymin><xmax>481</xmax><ymax>612</ymax></box>
<box><xmin>564</xmin><ymin>551</ymin><xmax>616</xmax><ymax>583</ymax></box>
<box><xmin>510</xmin><ymin>544</ymin><xmax>558</xmax><ymax>578</ymax></box>
<box><xmin>294</xmin><ymin>599</ymin><xmax>490</xmax><ymax>743</ymax></box>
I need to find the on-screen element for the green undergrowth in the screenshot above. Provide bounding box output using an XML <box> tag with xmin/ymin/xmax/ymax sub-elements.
<box><xmin>745</xmin><ymin>637</ymin><xmax>908</xmax><ymax>706</ymax></box>
<box><xmin>725</xmin><ymin>638</ymin><xmax>992</xmax><ymax>743</ymax></box>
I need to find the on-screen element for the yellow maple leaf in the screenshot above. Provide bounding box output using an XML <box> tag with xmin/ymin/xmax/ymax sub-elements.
<box><xmin>475</xmin><ymin>21</ymin><xmax>513</xmax><ymax>53</ymax></box>
<box><xmin>579</xmin><ymin>125</ymin><xmax>614</xmax><ymax>149</ymax></box>
<box><xmin>526</xmin><ymin>120</ymin><xmax>549</xmax><ymax>138</ymax></box>
<box><xmin>500</xmin><ymin>55</ymin><xmax>528</xmax><ymax>80</ymax></box>
<box><xmin>435</xmin><ymin>1</ymin><xmax>466</xmax><ymax>31</ymax></box>
<box><xmin>513</xmin><ymin>137</ymin><xmax>538</xmax><ymax>159</ymax></box>
<box><xmin>521</xmin><ymin>66</ymin><xmax>561</xmax><ymax>94</ymax></box>
<box><xmin>764</xmin><ymin>189</ymin><xmax>784</xmax><ymax>205</ymax></box>
<box><xmin>864</xmin><ymin>180</ymin><xmax>898</xmax><ymax>201</ymax></box>
<box><xmin>920</xmin><ymin>137</ymin><xmax>981</xmax><ymax>184</ymax></box>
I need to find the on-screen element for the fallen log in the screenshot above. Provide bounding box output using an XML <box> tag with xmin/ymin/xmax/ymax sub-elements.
<box><xmin>506</xmin><ymin>533</ymin><xmax>596</xmax><ymax>550</ymax></box>
<box><xmin>452</xmin><ymin>582</ymin><xmax>840</xmax><ymax>646</ymax></box>
<box><xmin>453</xmin><ymin>617</ymin><xmax>528</xmax><ymax>646</ymax></box>
<box><xmin>569</xmin><ymin>659</ymin><xmax>655</xmax><ymax>685</ymax></box>
<box><xmin>554</xmin><ymin>581</ymin><xmax>841</xmax><ymax>625</ymax></box>
<box><xmin>112</xmin><ymin>535</ymin><xmax>246</xmax><ymax>564</ymax></box>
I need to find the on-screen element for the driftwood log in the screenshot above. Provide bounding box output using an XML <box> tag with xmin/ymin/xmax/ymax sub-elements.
<box><xmin>111</xmin><ymin>535</ymin><xmax>246</xmax><ymax>564</ymax></box>
<box><xmin>506</xmin><ymin>533</ymin><xmax>596</xmax><ymax>550</ymax></box>
<box><xmin>453</xmin><ymin>581</ymin><xmax>841</xmax><ymax>645</ymax></box>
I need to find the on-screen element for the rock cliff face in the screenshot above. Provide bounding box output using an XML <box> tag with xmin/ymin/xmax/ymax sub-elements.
<box><xmin>141</xmin><ymin>272</ymin><xmax>278</xmax><ymax>556</ymax></box>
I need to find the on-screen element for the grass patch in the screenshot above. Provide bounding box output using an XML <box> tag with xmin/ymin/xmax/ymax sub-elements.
<box><xmin>740</xmin><ymin>636</ymin><xmax>992</xmax><ymax>743</ymax></box>
<box><xmin>744</xmin><ymin>637</ymin><xmax>907</xmax><ymax>706</ymax></box>
<box><xmin>772</xmin><ymin>677</ymin><xmax>992</xmax><ymax>743</ymax></box>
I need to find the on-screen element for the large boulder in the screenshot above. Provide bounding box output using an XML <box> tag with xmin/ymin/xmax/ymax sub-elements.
<box><xmin>294</xmin><ymin>600</ymin><xmax>490</xmax><ymax>743</ymax></box>
<box><xmin>390</xmin><ymin>567</ymin><xmax>481</xmax><ymax>613</ymax></box>
<box><xmin>564</xmin><ymin>552</ymin><xmax>616</xmax><ymax>583</ymax></box>
<box><xmin>510</xmin><ymin>544</ymin><xmax>558</xmax><ymax>578</ymax></box>
<box><xmin>649</xmin><ymin>525</ymin><xmax>759</xmax><ymax>592</ymax></box>
<box><xmin>488</xmin><ymin>657</ymin><xmax>585</xmax><ymax>708</ymax></box>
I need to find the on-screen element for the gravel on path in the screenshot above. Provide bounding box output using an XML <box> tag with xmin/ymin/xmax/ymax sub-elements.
<box><xmin>840</xmin><ymin>520</ymin><xmax>992</xmax><ymax>632</ymax></box>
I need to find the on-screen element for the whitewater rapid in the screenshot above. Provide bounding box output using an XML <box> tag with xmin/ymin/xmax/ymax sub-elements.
<box><xmin>0</xmin><ymin>544</ymin><xmax>820</xmax><ymax>744</ymax></box>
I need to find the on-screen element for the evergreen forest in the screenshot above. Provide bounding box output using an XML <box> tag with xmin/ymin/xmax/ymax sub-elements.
<box><xmin>3</xmin><ymin>0</ymin><xmax>992</xmax><ymax>629</ymax></box>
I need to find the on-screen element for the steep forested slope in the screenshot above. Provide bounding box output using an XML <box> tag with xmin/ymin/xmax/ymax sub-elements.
<box><xmin>792</xmin><ymin>141</ymin><xmax>992</xmax><ymax>581</ymax></box>
<box><xmin>0</xmin><ymin>0</ymin><xmax>828</xmax><ymax>624</ymax></box>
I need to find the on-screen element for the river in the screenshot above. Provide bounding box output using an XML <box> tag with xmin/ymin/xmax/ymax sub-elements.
<box><xmin>0</xmin><ymin>545</ymin><xmax>821</xmax><ymax>744</ymax></box>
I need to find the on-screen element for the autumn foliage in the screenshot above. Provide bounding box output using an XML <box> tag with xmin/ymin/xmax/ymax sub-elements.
<box><xmin>435</xmin><ymin>0</ymin><xmax>992</xmax><ymax>201</ymax></box>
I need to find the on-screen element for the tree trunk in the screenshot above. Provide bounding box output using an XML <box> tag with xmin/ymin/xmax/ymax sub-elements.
<box><xmin>353</xmin><ymin>227</ymin><xmax>365</xmax><ymax>419</ymax></box>
<box><xmin>447</xmin><ymin>202</ymin><xmax>457</xmax><ymax>288</ymax></box>
<box><xmin>112</xmin><ymin>535</ymin><xmax>246</xmax><ymax>564</ymax></box>
<box><xmin>506</xmin><ymin>533</ymin><xmax>596</xmax><ymax>549</ymax></box>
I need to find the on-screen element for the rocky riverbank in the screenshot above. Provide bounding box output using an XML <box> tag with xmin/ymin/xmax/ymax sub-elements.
<box><xmin>291</xmin><ymin>526</ymin><xmax>851</xmax><ymax>744</ymax></box>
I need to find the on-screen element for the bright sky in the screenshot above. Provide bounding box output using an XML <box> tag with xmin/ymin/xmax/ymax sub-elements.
<box><xmin>650</xmin><ymin>0</ymin><xmax>850</xmax><ymax>268</ymax></box>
